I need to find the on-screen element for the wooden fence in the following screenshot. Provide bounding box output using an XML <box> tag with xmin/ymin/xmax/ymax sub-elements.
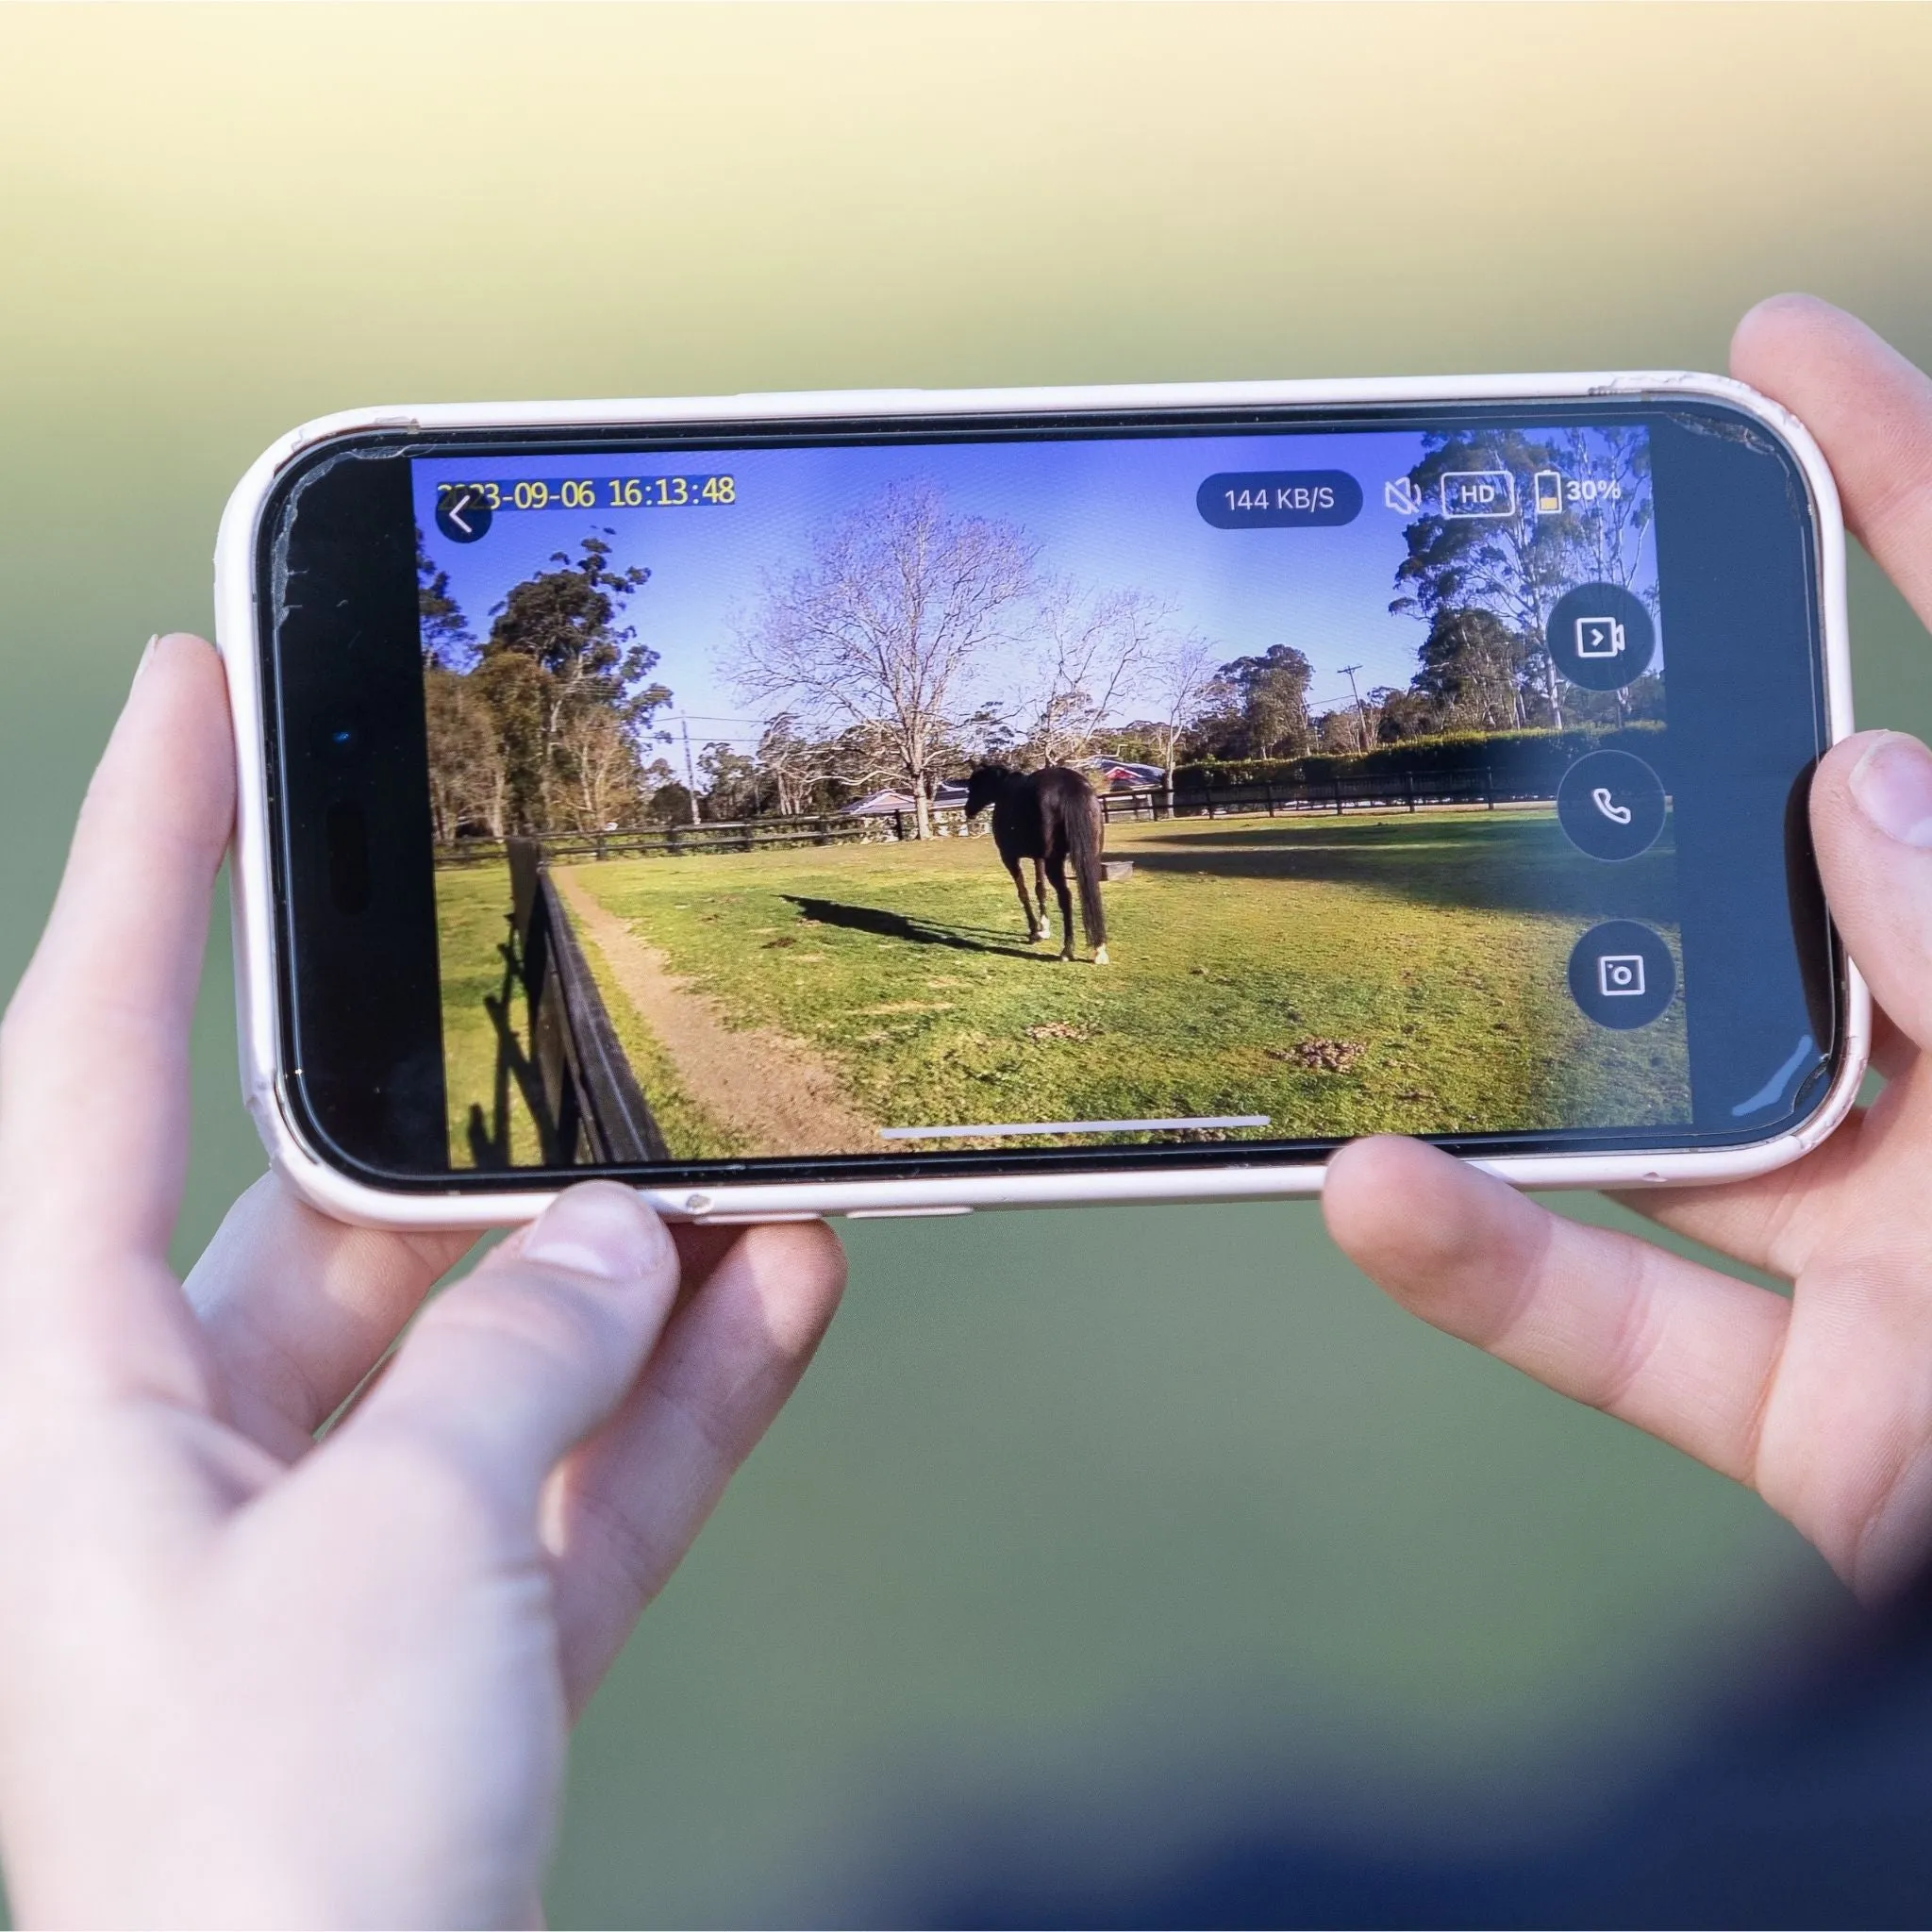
<box><xmin>439</xmin><ymin>813</ymin><xmax>876</xmax><ymax>868</ymax></box>
<box><xmin>506</xmin><ymin>838</ymin><xmax>669</xmax><ymax>1165</ymax></box>
<box><xmin>1108</xmin><ymin>766</ymin><xmax>1531</xmax><ymax>822</ymax></box>
<box><xmin>440</xmin><ymin>769</ymin><xmax>1545</xmax><ymax>869</ymax></box>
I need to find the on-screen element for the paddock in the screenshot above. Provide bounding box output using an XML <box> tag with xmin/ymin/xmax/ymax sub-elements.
<box><xmin>436</xmin><ymin>804</ymin><xmax>1689</xmax><ymax>1166</ymax></box>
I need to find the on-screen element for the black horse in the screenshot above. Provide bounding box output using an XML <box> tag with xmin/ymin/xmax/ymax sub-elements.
<box><xmin>962</xmin><ymin>764</ymin><xmax>1109</xmax><ymax>964</ymax></box>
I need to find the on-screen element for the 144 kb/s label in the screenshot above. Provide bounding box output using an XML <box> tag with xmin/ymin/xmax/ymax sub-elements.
<box><xmin>1197</xmin><ymin>470</ymin><xmax>1363</xmax><ymax>527</ymax></box>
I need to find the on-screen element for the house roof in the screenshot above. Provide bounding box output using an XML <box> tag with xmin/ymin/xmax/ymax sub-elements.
<box><xmin>1080</xmin><ymin>759</ymin><xmax>1165</xmax><ymax>789</ymax></box>
<box><xmin>841</xmin><ymin>783</ymin><xmax>971</xmax><ymax>817</ymax></box>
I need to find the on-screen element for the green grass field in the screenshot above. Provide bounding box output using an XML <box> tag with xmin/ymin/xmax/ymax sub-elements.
<box><xmin>435</xmin><ymin>862</ymin><xmax>741</xmax><ymax>1167</ymax></box>
<box><xmin>435</xmin><ymin>864</ymin><xmax>543</xmax><ymax>1169</ymax></box>
<box><xmin>456</xmin><ymin>805</ymin><xmax>1689</xmax><ymax>1158</ymax></box>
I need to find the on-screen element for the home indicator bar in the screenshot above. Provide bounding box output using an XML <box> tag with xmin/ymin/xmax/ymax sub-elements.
<box><xmin>877</xmin><ymin>1115</ymin><xmax>1272</xmax><ymax>1141</ymax></box>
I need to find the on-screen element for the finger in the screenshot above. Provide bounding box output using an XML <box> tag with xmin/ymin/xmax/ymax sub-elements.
<box><xmin>334</xmin><ymin>1184</ymin><xmax>681</xmax><ymax>1524</ymax></box>
<box><xmin>1608</xmin><ymin>1114</ymin><xmax>1864</xmax><ymax>1280</ymax></box>
<box><xmin>1731</xmin><ymin>294</ymin><xmax>1932</xmax><ymax>626</ymax></box>
<box><xmin>1869</xmin><ymin>1005</ymin><xmax>1916</xmax><ymax>1084</ymax></box>
<box><xmin>0</xmin><ymin>635</ymin><xmax>233</xmax><ymax>1388</ymax></box>
<box><xmin>1612</xmin><ymin>722</ymin><xmax>1932</xmax><ymax>1273</ymax></box>
<box><xmin>182</xmin><ymin>1174</ymin><xmax>475</xmax><ymax>1458</ymax></box>
<box><xmin>543</xmin><ymin>1218</ymin><xmax>846</xmax><ymax>1710</ymax></box>
<box><xmin>1612</xmin><ymin>998</ymin><xmax>1916</xmax><ymax>1269</ymax></box>
<box><xmin>1807</xmin><ymin>729</ymin><xmax>1932</xmax><ymax>1051</ymax></box>
<box><xmin>1324</xmin><ymin>1137</ymin><xmax>1789</xmax><ymax>1485</ymax></box>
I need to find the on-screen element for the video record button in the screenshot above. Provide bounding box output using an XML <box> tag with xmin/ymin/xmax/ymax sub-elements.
<box><xmin>1557</xmin><ymin>751</ymin><xmax>1667</xmax><ymax>861</ymax></box>
<box><xmin>1567</xmin><ymin>920</ymin><xmax>1676</xmax><ymax>1030</ymax></box>
<box><xmin>1547</xmin><ymin>582</ymin><xmax>1656</xmax><ymax>691</ymax></box>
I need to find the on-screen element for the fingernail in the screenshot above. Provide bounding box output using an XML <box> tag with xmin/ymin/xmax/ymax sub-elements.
<box><xmin>1850</xmin><ymin>732</ymin><xmax>1932</xmax><ymax>847</ymax></box>
<box><xmin>521</xmin><ymin>1185</ymin><xmax>667</xmax><ymax>1281</ymax></box>
<box><xmin>132</xmin><ymin>634</ymin><xmax>159</xmax><ymax>685</ymax></box>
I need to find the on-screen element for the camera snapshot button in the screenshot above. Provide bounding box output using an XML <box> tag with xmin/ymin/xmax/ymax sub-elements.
<box><xmin>1557</xmin><ymin>750</ymin><xmax>1667</xmax><ymax>860</ymax></box>
<box><xmin>1547</xmin><ymin>582</ymin><xmax>1656</xmax><ymax>691</ymax></box>
<box><xmin>1567</xmin><ymin>920</ymin><xmax>1676</xmax><ymax>1030</ymax></box>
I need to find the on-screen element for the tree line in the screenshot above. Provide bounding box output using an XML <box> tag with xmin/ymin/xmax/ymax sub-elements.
<box><xmin>422</xmin><ymin>434</ymin><xmax>1661</xmax><ymax>842</ymax></box>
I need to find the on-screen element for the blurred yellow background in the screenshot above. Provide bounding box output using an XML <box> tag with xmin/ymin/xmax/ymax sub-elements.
<box><xmin>3</xmin><ymin>6</ymin><xmax>1930</xmax><ymax>1924</ymax></box>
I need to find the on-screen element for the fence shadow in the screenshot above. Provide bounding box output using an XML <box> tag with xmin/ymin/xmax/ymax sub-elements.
<box><xmin>467</xmin><ymin>930</ymin><xmax>575</xmax><ymax>1170</ymax></box>
<box><xmin>1123</xmin><ymin>815</ymin><xmax>1678</xmax><ymax>922</ymax></box>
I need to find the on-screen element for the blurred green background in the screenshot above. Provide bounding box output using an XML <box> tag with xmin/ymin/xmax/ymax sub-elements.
<box><xmin>3</xmin><ymin>7</ymin><xmax>1930</xmax><ymax>1923</ymax></box>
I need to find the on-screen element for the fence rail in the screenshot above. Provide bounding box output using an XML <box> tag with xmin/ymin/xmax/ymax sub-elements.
<box><xmin>1112</xmin><ymin>767</ymin><xmax>1541</xmax><ymax>822</ymax></box>
<box><xmin>439</xmin><ymin>813</ymin><xmax>874</xmax><ymax>868</ymax></box>
<box><xmin>506</xmin><ymin>838</ymin><xmax>669</xmax><ymax>1165</ymax></box>
<box><xmin>440</xmin><ymin>770</ymin><xmax>1555</xmax><ymax>868</ymax></box>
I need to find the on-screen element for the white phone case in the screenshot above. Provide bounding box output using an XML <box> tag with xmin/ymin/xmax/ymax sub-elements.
<box><xmin>214</xmin><ymin>371</ymin><xmax>1866</xmax><ymax>1229</ymax></box>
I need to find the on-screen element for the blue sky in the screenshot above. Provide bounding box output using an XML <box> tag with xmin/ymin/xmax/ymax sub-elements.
<box><xmin>414</xmin><ymin>425</ymin><xmax>1653</xmax><ymax>752</ymax></box>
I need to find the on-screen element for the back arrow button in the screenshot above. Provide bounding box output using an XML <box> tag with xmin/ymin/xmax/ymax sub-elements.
<box><xmin>435</xmin><ymin>487</ymin><xmax>492</xmax><ymax>544</ymax></box>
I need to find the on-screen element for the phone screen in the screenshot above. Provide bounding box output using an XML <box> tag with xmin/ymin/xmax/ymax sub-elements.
<box><xmin>264</xmin><ymin>398</ymin><xmax>1838</xmax><ymax>1186</ymax></box>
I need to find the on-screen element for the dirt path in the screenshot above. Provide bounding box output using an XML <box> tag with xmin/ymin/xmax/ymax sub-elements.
<box><xmin>553</xmin><ymin>866</ymin><xmax>879</xmax><ymax>1157</ymax></box>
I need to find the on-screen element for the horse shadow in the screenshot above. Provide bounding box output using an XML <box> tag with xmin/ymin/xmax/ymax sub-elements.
<box><xmin>782</xmin><ymin>895</ymin><xmax>1046</xmax><ymax>961</ymax></box>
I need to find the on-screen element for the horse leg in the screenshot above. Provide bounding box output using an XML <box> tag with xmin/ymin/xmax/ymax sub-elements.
<box><xmin>1006</xmin><ymin>857</ymin><xmax>1041</xmax><ymax>941</ymax></box>
<box><xmin>1031</xmin><ymin>858</ymin><xmax>1051</xmax><ymax>941</ymax></box>
<box><xmin>1045</xmin><ymin>853</ymin><xmax>1076</xmax><ymax>959</ymax></box>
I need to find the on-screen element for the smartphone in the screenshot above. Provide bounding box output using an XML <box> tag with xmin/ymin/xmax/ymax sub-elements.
<box><xmin>215</xmin><ymin>374</ymin><xmax>1866</xmax><ymax>1229</ymax></box>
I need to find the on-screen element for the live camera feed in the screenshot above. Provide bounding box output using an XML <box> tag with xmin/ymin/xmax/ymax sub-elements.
<box><xmin>413</xmin><ymin>422</ymin><xmax>1686</xmax><ymax>1173</ymax></box>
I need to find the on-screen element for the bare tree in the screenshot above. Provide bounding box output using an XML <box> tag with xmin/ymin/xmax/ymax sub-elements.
<box><xmin>1552</xmin><ymin>425</ymin><xmax>1655</xmax><ymax>599</ymax></box>
<box><xmin>1012</xmin><ymin>582</ymin><xmax>1168</xmax><ymax>768</ymax></box>
<box><xmin>726</xmin><ymin>481</ymin><xmax>1037</xmax><ymax>838</ymax></box>
<box><xmin>553</xmin><ymin>702</ymin><xmax>640</xmax><ymax>832</ymax></box>
<box><xmin>1140</xmin><ymin>630</ymin><xmax>1220</xmax><ymax>815</ymax></box>
<box><xmin>423</xmin><ymin>666</ymin><xmax>506</xmax><ymax>841</ymax></box>
<box><xmin>1550</xmin><ymin>426</ymin><xmax>1657</xmax><ymax>725</ymax></box>
<box><xmin>756</xmin><ymin>713</ymin><xmax>832</xmax><ymax>817</ymax></box>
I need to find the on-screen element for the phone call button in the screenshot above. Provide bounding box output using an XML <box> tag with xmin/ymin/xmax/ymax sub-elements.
<box><xmin>1557</xmin><ymin>751</ymin><xmax>1667</xmax><ymax>860</ymax></box>
<box><xmin>1567</xmin><ymin>920</ymin><xmax>1677</xmax><ymax>1030</ymax></box>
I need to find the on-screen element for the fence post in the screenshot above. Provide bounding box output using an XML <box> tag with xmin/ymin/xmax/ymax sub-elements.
<box><xmin>1405</xmin><ymin>771</ymin><xmax>1416</xmax><ymax>813</ymax></box>
<box><xmin>1332</xmin><ymin>775</ymin><xmax>1344</xmax><ymax>817</ymax></box>
<box><xmin>1484</xmin><ymin>766</ymin><xmax>1495</xmax><ymax>810</ymax></box>
<box><xmin>1264</xmin><ymin>780</ymin><xmax>1276</xmax><ymax>817</ymax></box>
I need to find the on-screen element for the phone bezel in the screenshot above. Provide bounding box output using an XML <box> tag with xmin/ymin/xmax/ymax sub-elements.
<box><xmin>216</xmin><ymin>372</ymin><xmax>1866</xmax><ymax>1229</ymax></box>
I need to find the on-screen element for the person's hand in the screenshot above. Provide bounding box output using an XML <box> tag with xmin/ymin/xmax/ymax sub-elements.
<box><xmin>1326</xmin><ymin>295</ymin><xmax>1932</xmax><ymax>1604</ymax></box>
<box><xmin>0</xmin><ymin>636</ymin><xmax>846</xmax><ymax>1926</ymax></box>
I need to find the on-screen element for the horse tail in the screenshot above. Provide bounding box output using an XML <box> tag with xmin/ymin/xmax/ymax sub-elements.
<box><xmin>1061</xmin><ymin>778</ymin><xmax>1108</xmax><ymax>956</ymax></box>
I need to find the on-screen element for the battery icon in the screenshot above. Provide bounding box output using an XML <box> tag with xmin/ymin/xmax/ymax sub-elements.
<box><xmin>1534</xmin><ymin>469</ymin><xmax>1565</xmax><ymax>515</ymax></box>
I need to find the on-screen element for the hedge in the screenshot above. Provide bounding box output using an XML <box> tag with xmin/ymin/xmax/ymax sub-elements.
<box><xmin>1173</xmin><ymin>722</ymin><xmax>1667</xmax><ymax>792</ymax></box>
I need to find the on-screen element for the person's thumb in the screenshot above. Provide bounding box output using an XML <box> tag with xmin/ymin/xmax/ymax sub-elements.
<box><xmin>1813</xmin><ymin>729</ymin><xmax>1932</xmax><ymax>1052</ymax></box>
<box><xmin>335</xmin><ymin>1183</ymin><xmax>680</xmax><ymax>1521</ymax></box>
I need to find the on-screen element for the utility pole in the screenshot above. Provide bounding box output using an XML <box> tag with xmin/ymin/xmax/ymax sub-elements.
<box><xmin>1339</xmin><ymin>665</ymin><xmax>1372</xmax><ymax>753</ymax></box>
<box><xmin>680</xmin><ymin>718</ymin><xmax>701</xmax><ymax>824</ymax></box>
